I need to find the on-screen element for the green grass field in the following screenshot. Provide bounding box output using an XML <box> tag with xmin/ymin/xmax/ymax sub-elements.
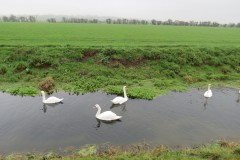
<box><xmin>0</xmin><ymin>22</ymin><xmax>240</xmax><ymax>47</ymax></box>
<box><xmin>0</xmin><ymin>23</ymin><xmax>239</xmax><ymax>98</ymax></box>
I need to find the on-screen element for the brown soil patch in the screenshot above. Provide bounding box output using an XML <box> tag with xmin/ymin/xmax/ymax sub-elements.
<box><xmin>82</xmin><ymin>50</ymin><xmax>98</xmax><ymax>62</ymax></box>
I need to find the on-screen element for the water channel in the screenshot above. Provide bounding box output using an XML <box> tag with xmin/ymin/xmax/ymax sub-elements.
<box><xmin>0</xmin><ymin>88</ymin><xmax>239</xmax><ymax>153</ymax></box>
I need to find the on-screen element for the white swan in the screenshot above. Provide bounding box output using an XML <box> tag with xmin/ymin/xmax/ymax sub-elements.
<box><xmin>111</xmin><ymin>86</ymin><xmax>128</xmax><ymax>104</ymax></box>
<box><xmin>94</xmin><ymin>104</ymin><xmax>122</xmax><ymax>121</ymax></box>
<box><xmin>204</xmin><ymin>84</ymin><xmax>212</xmax><ymax>98</ymax></box>
<box><xmin>41</xmin><ymin>91</ymin><xmax>63</xmax><ymax>104</ymax></box>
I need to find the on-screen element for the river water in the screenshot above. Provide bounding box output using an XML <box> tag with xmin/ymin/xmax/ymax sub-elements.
<box><xmin>0</xmin><ymin>88</ymin><xmax>239</xmax><ymax>153</ymax></box>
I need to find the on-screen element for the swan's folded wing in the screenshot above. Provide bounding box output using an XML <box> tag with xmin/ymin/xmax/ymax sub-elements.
<box><xmin>46</xmin><ymin>96</ymin><xmax>63</xmax><ymax>103</ymax></box>
<box><xmin>111</xmin><ymin>96</ymin><xmax>124</xmax><ymax>104</ymax></box>
<box><xmin>204</xmin><ymin>91</ymin><xmax>208</xmax><ymax>97</ymax></box>
<box><xmin>204</xmin><ymin>90</ymin><xmax>212</xmax><ymax>97</ymax></box>
<box><xmin>97</xmin><ymin>111</ymin><xmax>118</xmax><ymax>120</ymax></box>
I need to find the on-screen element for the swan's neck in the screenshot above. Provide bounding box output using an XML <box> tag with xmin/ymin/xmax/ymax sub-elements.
<box><xmin>123</xmin><ymin>87</ymin><xmax>127</xmax><ymax>99</ymax></box>
<box><xmin>96</xmin><ymin>106</ymin><xmax>101</xmax><ymax>117</ymax></box>
<box><xmin>42</xmin><ymin>92</ymin><xmax>46</xmax><ymax>102</ymax></box>
<box><xmin>208</xmin><ymin>85</ymin><xmax>211</xmax><ymax>91</ymax></box>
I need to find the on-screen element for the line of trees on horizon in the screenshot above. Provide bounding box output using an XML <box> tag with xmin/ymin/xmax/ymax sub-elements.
<box><xmin>106</xmin><ymin>18</ymin><xmax>240</xmax><ymax>27</ymax></box>
<box><xmin>0</xmin><ymin>15</ymin><xmax>240</xmax><ymax>28</ymax></box>
<box><xmin>0</xmin><ymin>15</ymin><xmax>36</xmax><ymax>22</ymax></box>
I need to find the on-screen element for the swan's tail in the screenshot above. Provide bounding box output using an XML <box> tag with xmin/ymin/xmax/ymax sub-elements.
<box><xmin>116</xmin><ymin>116</ymin><xmax>122</xmax><ymax>119</ymax></box>
<box><xmin>110</xmin><ymin>100</ymin><xmax>117</xmax><ymax>104</ymax></box>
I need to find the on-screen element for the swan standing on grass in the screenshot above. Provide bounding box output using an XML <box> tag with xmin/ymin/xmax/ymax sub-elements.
<box><xmin>94</xmin><ymin>104</ymin><xmax>122</xmax><ymax>121</ymax></box>
<box><xmin>204</xmin><ymin>84</ymin><xmax>212</xmax><ymax>98</ymax></box>
<box><xmin>41</xmin><ymin>91</ymin><xmax>63</xmax><ymax>104</ymax></box>
<box><xmin>111</xmin><ymin>86</ymin><xmax>128</xmax><ymax>104</ymax></box>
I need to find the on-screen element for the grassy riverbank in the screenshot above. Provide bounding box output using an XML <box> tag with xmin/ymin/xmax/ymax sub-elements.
<box><xmin>0</xmin><ymin>46</ymin><xmax>239</xmax><ymax>99</ymax></box>
<box><xmin>2</xmin><ymin>141</ymin><xmax>240</xmax><ymax>160</ymax></box>
<box><xmin>0</xmin><ymin>23</ymin><xmax>239</xmax><ymax>98</ymax></box>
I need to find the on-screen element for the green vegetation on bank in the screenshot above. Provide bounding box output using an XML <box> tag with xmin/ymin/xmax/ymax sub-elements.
<box><xmin>2</xmin><ymin>141</ymin><xmax>240</xmax><ymax>160</ymax></box>
<box><xmin>0</xmin><ymin>23</ymin><xmax>240</xmax><ymax>47</ymax></box>
<box><xmin>0</xmin><ymin>46</ymin><xmax>239</xmax><ymax>99</ymax></box>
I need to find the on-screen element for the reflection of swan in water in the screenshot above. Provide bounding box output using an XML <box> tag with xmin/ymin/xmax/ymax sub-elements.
<box><xmin>41</xmin><ymin>103</ymin><xmax>63</xmax><ymax>113</ymax></box>
<box><xmin>94</xmin><ymin>104</ymin><xmax>122</xmax><ymax>121</ymax></box>
<box><xmin>41</xmin><ymin>104</ymin><xmax>47</xmax><ymax>113</ymax></box>
<box><xmin>203</xmin><ymin>98</ymin><xmax>208</xmax><ymax>111</ymax></box>
<box><xmin>237</xmin><ymin>92</ymin><xmax>240</xmax><ymax>103</ymax></box>
<box><xmin>41</xmin><ymin>91</ymin><xmax>64</xmax><ymax>104</ymax></box>
<box><xmin>96</xmin><ymin>119</ymin><xmax>121</xmax><ymax>128</ymax></box>
<box><xmin>203</xmin><ymin>97</ymin><xmax>208</xmax><ymax>108</ymax></box>
<box><xmin>110</xmin><ymin>103</ymin><xmax>127</xmax><ymax>112</ymax></box>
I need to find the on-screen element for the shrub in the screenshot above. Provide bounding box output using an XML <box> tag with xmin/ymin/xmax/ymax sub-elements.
<box><xmin>6</xmin><ymin>86</ymin><xmax>38</xmax><ymax>96</ymax></box>
<box><xmin>186</xmin><ymin>52</ymin><xmax>203</xmax><ymax>66</ymax></box>
<box><xmin>233</xmin><ymin>148</ymin><xmax>240</xmax><ymax>155</ymax></box>
<box><xmin>30</xmin><ymin>56</ymin><xmax>58</xmax><ymax>69</ymax></box>
<box><xmin>162</xmin><ymin>70</ymin><xmax>176</xmax><ymax>78</ymax></box>
<box><xmin>183</xmin><ymin>75</ymin><xmax>193</xmax><ymax>83</ymax></box>
<box><xmin>221</xmin><ymin>66</ymin><xmax>232</xmax><ymax>74</ymax></box>
<box><xmin>72</xmin><ymin>78</ymin><xmax>104</xmax><ymax>92</ymax></box>
<box><xmin>14</xmin><ymin>61</ymin><xmax>28</xmax><ymax>72</ymax></box>
<box><xmin>0</xmin><ymin>65</ymin><xmax>7</xmax><ymax>75</ymax></box>
<box><xmin>78</xmin><ymin>145</ymin><xmax>97</xmax><ymax>157</ymax></box>
<box><xmin>96</xmin><ymin>53</ymin><xmax>109</xmax><ymax>65</ymax></box>
<box><xmin>15</xmin><ymin>47</ymin><xmax>36</xmax><ymax>55</ymax></box>
<box><xmin>63</xmin><ymin>48</ymin><xmax>83</xmax><ymax>61</ymax></box>
<box><xmin>101</xmin><ymin>47</ymin><xmax>117</xmax><ymax>56</ymax></box>
<box><xmin>39</xmin><ymin>77</ymin><xmax>55</xmax><ymax>93</ymax></box>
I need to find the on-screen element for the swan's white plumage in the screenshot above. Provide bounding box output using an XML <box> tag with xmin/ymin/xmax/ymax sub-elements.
<box><xmin>111</xmin><ymin>97</ymin><xmax>127</xmax><ymax>104</ymax></box>
<box><xmin>94</xmin><ymin>104</ymin><xmax>122</xmax><ymax>121</ymax></box>
<box><xmin>204</xmin><ymin>84</ymin><xmax>212</xmax><ymax>98</ymax></box>
<box><xmin>41</xmin><ymin>91</ymin><xmax>63</xmax><ymax>104</ymax></box>
<box><xmin>111</xmin><ymin>86</ymin><xmax>128</xmax><ymax>104</ymax></box>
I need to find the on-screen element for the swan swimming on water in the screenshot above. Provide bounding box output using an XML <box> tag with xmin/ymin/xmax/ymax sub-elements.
<box><xmin>111</xmin><ymin>86</ymin><xmax>128</xmax><ymax>104</ymax></box>
<box><xmin>41</xmin><ymin>91</ymin><xmax>63</xmax><ymax>104</ymax></box>
<box><xmin>204</xmin><ymin>84</ymin><xmax>212</xmax><ymax>98</ymax></box>
<box><xmin>94</xmin><ymin>104</ymin><xmax>122</xmax><ymax>121</ymax></box>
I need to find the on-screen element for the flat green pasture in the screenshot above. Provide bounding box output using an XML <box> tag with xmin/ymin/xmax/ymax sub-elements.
<box><xmin>0</xmin><ymin>22</ymin><xmax>240</xmax><ymax>46</ymax></box>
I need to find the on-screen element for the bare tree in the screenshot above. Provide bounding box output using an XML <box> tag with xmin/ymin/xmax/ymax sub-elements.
<box><xmin>29</xmin><ymin>16</ymin><xmax>36</xmax><ymax>22</ymax></box>
<box><xmin>2</xmin><ymin>16</ymin><xmax>8</xmax><ymax>22</ymax></box>
<box><xmin>106</xmin><ymin>18</ymin><xmax>112</xmax><ymax>24</ymax></box>
<box><xmin>151</xmin><ymin>19</ymin><xmax>157</xmax><ymax>25</ymax></box>
<box><xmin>9</xmin><ymin>15</ymin><xmax>17</xmax><ymax>22</ymax></box>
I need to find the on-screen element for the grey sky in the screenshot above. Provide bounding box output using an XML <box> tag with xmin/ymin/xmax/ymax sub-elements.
<box><xmin>0</xmin><ymin>0</ymin><xmax>239</xmax><ymax>23</ymax></box>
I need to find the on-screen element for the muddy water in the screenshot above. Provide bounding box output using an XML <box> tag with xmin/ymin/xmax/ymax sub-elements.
<box><xmin>0</xmin><ymin>88</ymin><xmax>239</xmax><ymax>153</ymax></box>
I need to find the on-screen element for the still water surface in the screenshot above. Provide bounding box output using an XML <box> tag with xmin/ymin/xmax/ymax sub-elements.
<box><xmin>0</xmin><ymin>88</ymin><xmax>239</xmax><ymax>153</ymax></box>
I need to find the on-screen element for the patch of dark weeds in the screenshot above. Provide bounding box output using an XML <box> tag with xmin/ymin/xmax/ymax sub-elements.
<box><xmin>233</xmin><ymin>148</ymin><xmax>240</xmax><ymax>155</ymax></box>
<box><xmin>200</xmin><ymin>152</ymin><xmax>221</xmax><ymax>160</ymax></box>
<box><xmin>81</xmin><ymin>49</ymin><xmax>99</xmax><ymax>62</ymax></box>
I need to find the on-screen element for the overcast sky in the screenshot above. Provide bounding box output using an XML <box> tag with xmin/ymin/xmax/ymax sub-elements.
<box><xmin>0</xmin><ymin>0</ymin><xmax>239</xmax><ymax>23</ymax></box>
